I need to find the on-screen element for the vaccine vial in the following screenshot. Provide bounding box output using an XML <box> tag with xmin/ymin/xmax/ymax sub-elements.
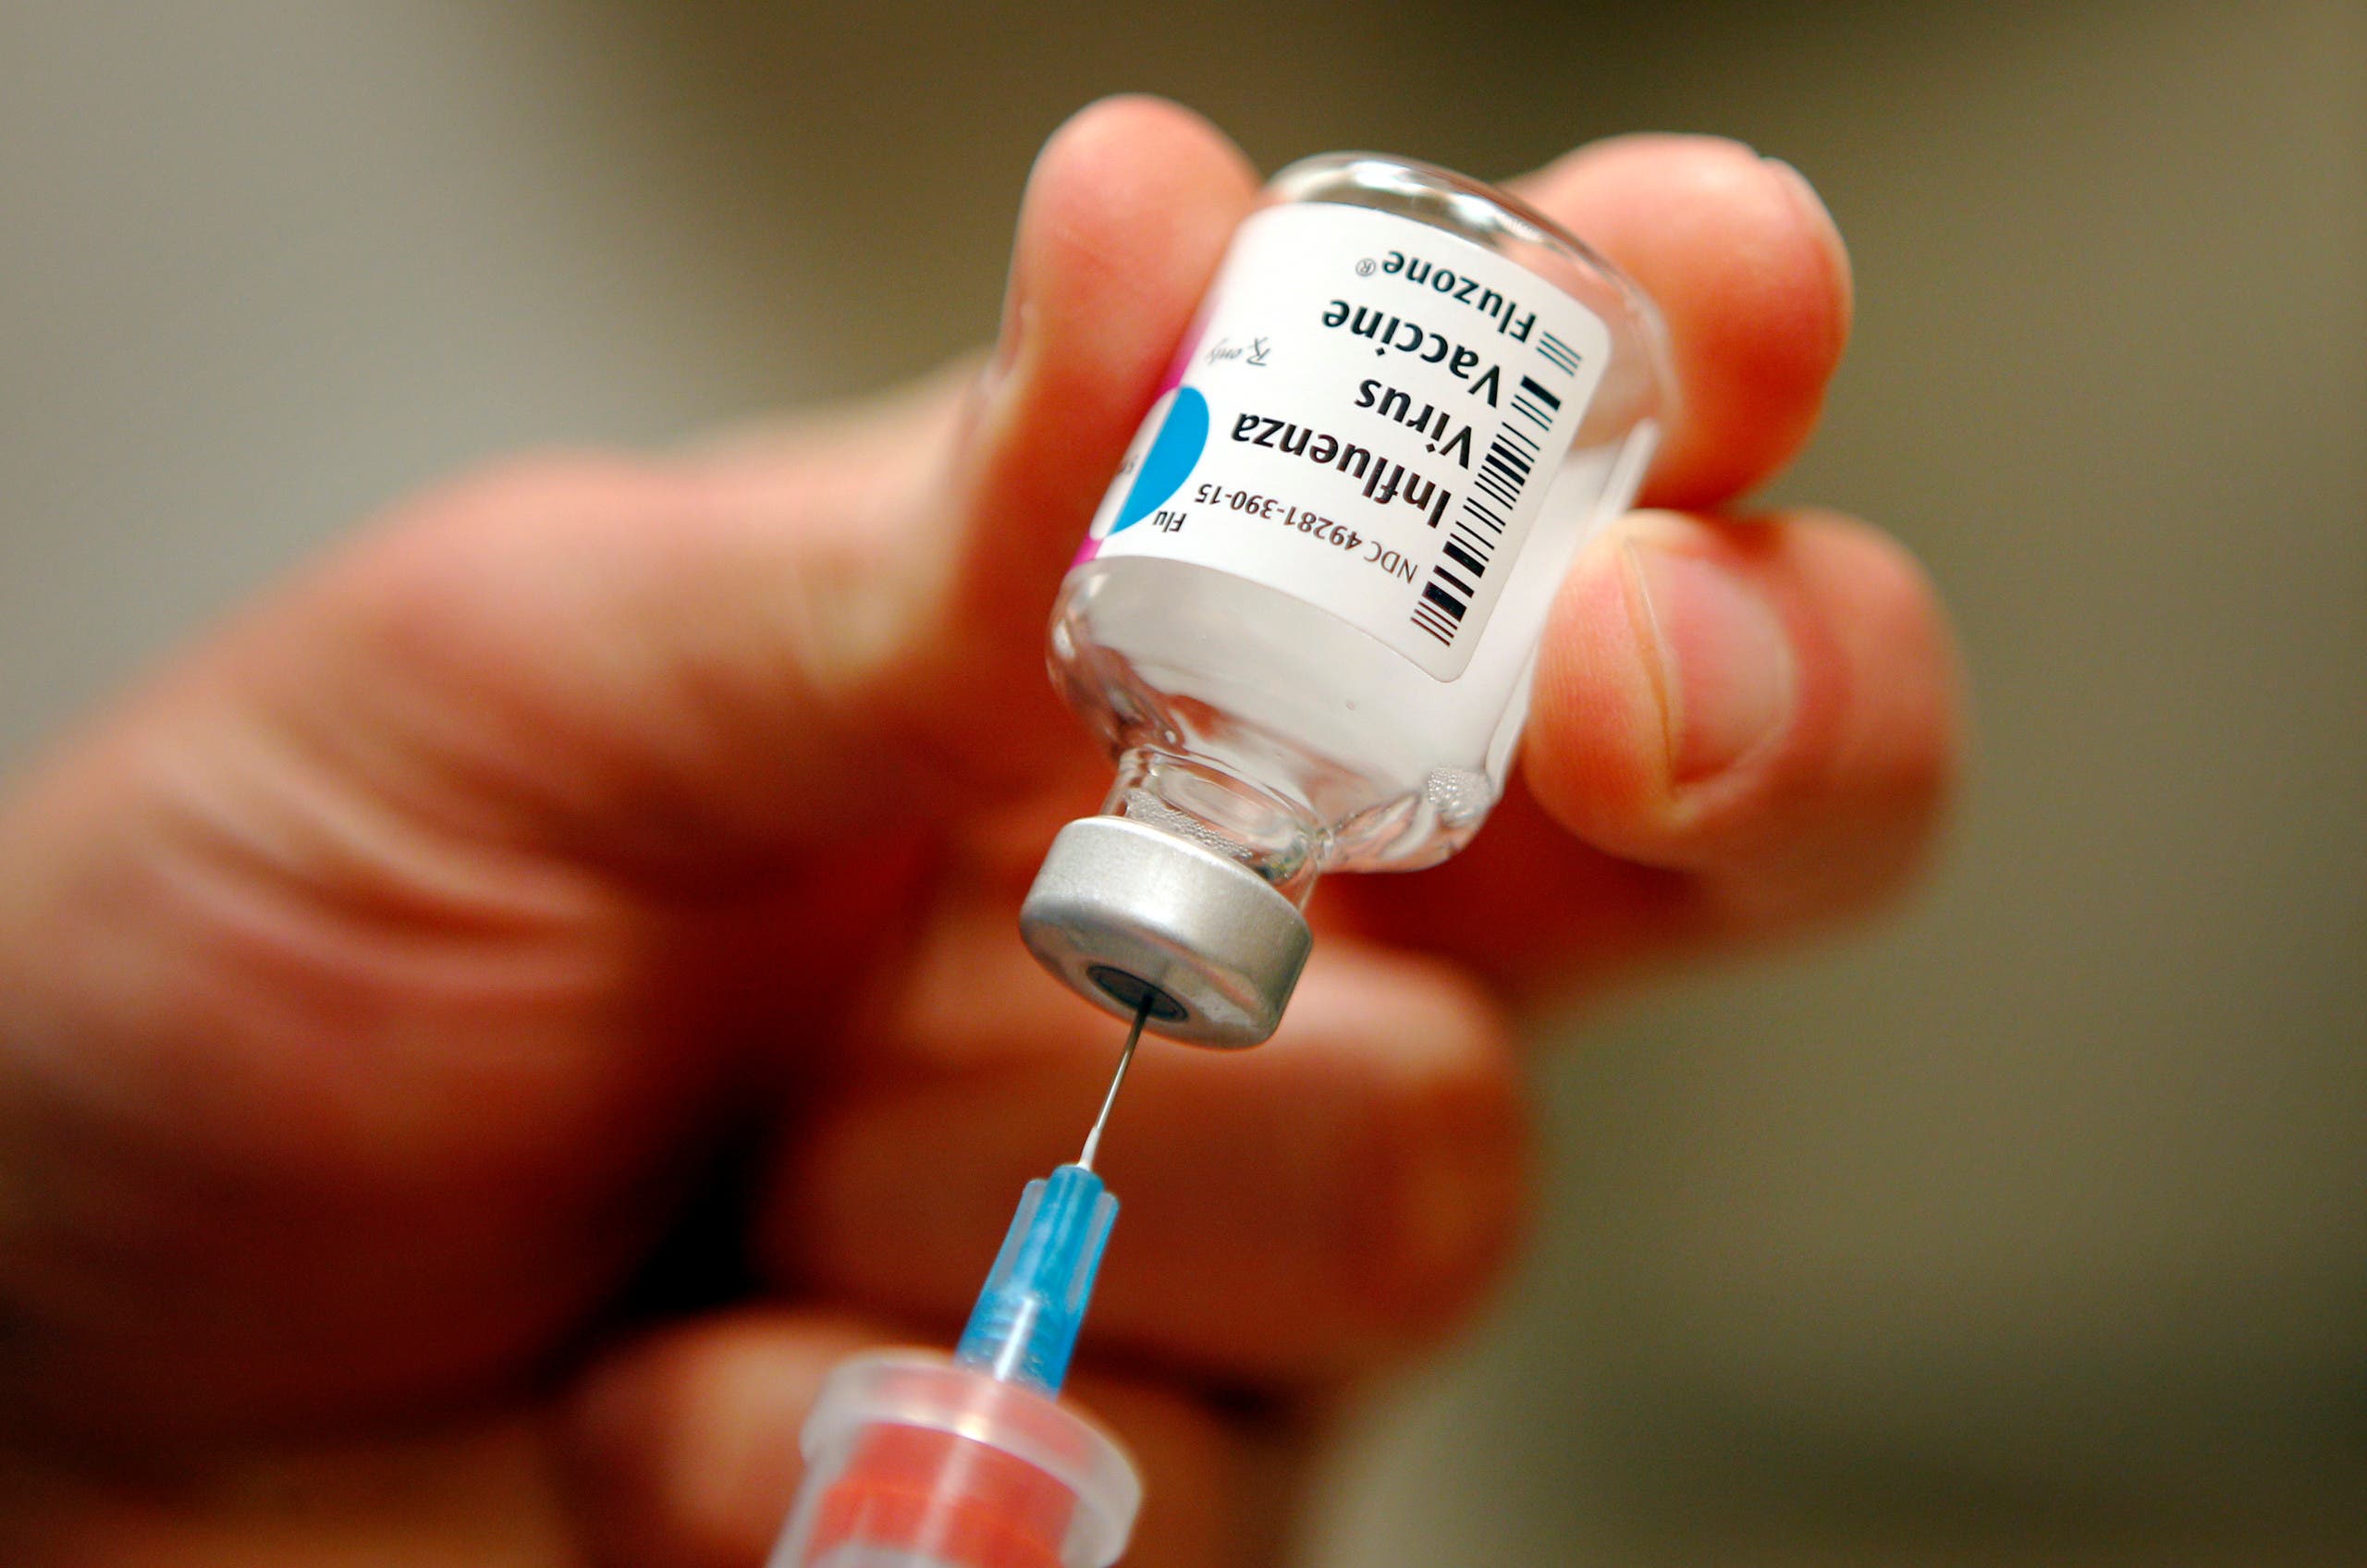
<box><xmin>1021</xmin><ymin>153</ymin><xmax>1670</xmax><ymax>1046</ymax></box>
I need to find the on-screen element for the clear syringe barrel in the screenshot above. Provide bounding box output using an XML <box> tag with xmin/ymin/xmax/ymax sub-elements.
<box><xmin>767</xmin><ymin>1165</ymin><xmax>1140</xmax><ymax>1568</ymax></box>
<box><xmin>766</xmin><ymin>1352</ymin><xmax>1141</xmax><ymax>1568</ymax></box>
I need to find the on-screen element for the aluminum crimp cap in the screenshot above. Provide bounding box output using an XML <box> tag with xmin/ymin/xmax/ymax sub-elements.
<box><xmin>1019</xmin><ymin>815</ymin><xmax>1313</xmax><ymax>1047</ymax></box>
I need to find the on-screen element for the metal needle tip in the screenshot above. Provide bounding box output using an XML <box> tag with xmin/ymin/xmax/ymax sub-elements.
<box><xmin>1076</xmin><ymin>995</ymin><xmax>1152</xmax><ymax>1172</ymax></box>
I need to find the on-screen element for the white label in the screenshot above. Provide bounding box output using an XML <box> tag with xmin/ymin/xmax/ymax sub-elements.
<box><xmin>1078</xmin><ymin>202</ymin><xmax>1610</xmax><ymax>680</ymax></box>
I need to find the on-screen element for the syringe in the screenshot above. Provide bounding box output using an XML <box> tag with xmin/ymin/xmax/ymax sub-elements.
<box><xmin>765</xmin><ymin>1001</ymin><xmax>1154</xmax><ymax>1568</ymax></box>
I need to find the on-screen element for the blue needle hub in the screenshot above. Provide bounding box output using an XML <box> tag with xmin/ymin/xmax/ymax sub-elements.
<box><xmin>953</xmin><ymin>1163</ymin><xmax>1120</xmax><ymax>1395</ymax></box>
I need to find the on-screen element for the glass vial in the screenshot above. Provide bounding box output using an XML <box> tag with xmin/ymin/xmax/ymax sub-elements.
<box><xmin>1021</xmin><ymin>153</ymin><xmax>1669</xmax><ymax>1046</ymax></box>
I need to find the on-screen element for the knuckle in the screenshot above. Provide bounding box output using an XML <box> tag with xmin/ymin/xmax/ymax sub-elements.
<box><xmin>337</xmin><ymin>451</ymin><xmax>696</xmax><ymax>655</ymax></box>
<box><xmin>399</xmin><ymin>450</ymin><xmax>673</xmax><ymax>549</ymax></box>
<box><xmin>1338</xmin><ymin>971</ymin><xmax>1530</xmax><ymax>1339</ymax></box>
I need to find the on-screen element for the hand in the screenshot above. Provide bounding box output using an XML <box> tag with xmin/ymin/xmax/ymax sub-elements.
<box><xmin>0</xmin><ymin>99</ymin><xmax>1957</xmax><ymax>1566</ymax></box>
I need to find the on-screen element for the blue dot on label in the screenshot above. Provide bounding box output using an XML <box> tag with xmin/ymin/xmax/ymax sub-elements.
<box><xmin>1113</xmin><ymin>387</ymin><xmax>1208</xmax><ymax>533</ymax></box>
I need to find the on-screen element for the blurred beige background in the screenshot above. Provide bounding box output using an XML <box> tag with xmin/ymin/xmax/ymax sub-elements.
<box><xmin>3</xmin><ymin>1</ymin><xmax>2361</xmax><ymax>1563</ymax></box>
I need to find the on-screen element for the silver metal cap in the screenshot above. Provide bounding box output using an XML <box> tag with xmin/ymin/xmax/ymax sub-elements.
<box><xmin>1020</xmin><ymin>816</ymin><xmax>1313</xmax><ymax>1047</ymax></box>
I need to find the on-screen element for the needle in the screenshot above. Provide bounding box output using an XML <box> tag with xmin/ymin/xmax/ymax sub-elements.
<box><xmin>1075</xmin><ymin>993</ymin><xmax>1152</xmax><ymax>1172</ymax></box>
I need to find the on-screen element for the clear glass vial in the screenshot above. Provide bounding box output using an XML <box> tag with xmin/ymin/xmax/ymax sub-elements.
<box><xmin>1021</xmin><ymin>153</ymin><xmax>1669</xmax><ymax>1046</ymax></box>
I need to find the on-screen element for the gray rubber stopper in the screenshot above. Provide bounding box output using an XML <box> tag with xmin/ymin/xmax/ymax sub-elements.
<box><xmin>1019</xmin><ymin>816</ymin><xmax>1313</xmax><ymax>1047</ymax></box>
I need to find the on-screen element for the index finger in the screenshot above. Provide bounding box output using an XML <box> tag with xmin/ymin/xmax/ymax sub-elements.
<box><xmin>1511</xmin><ymin>134</ymin><xmax>1854</xmax><ymax>508</ymax></box>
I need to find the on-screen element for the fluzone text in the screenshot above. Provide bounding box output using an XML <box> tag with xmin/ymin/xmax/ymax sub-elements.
<box><xmin>1375</xmin><ymin>251</ymin><xmax>1538</xmax><ymax>341</ymax></box>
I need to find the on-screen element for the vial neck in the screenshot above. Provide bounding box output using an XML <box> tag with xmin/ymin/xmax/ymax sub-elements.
<box><xmin>1100</xmin><ymin>747</ymin><xmax>1324</xmax><ymax>906</ymax></box>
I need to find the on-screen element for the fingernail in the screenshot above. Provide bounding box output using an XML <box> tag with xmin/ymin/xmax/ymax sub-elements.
<box><xmin>984</xmin><ymin>294</ymin><xmax>1030</xmax><ymax>400</ymax></box>
<box><xmin>1760</xmin><ymin>154</ymin><xmax>1818</xmax><ymax>210</ymax></box>
<box><xmin>980</xmin><ymin>240</ymin><xmax>1035</xmax><ymax>407</ymax></box>
<box><xmin>1762</xmin><ymin>155</ymin><xmax>1853</xmax><ymax>328</ymax></box>
<box><xmin>1625</xmin><ymin>536</ymin><xmax>1796</xmax><ymax>785</ymax></box>
<box><xmin>966</xmin><ymin>268</ymin><xmax>1032</xmax><ymax>441</ymax></box>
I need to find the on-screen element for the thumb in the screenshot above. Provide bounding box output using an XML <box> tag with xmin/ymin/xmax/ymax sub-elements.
<box><xmin>843</xmin><ymin>94</ymin><xmax>1260</xmax><ymax>781</ymax></box>
<box><xmin>121</xmin><ymin>97</ymin><xmax>1257</xmax><ymax>886</ymax></box>
<box><xmin>618</xmin><ymin>95</ymin><xmax>1262</xmax><ymax>869</ymax></box>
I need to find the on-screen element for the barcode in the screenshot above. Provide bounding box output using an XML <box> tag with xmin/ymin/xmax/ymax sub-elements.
<box><xmin>1410</xmin><ymin>421</ymin><xmax>1543</xmax><ymax>647</ymax></box>
<box><xmin>1510</xmin><ymin>374</ymin><xmax>1561</xmax><ymax>434</ymax></box>
<box><xmin>1538</xmin><ymin>331</ymin><xmax>1582</xmax><ymax>376</ymax></box>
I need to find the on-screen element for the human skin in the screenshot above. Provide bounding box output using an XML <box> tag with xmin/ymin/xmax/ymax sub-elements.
<box><xmin>0</xmin><ymin>98</ymin><xmax>1957</xmax><ymax>1566</ymax></box>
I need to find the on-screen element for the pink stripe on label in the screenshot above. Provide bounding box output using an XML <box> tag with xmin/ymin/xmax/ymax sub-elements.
<box><xmin>1156</xmin><ymin>319</ymin><xmax>1208</xmax><ymax>395</ymax></box>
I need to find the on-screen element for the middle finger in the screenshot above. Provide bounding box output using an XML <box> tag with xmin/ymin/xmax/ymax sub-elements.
<box><xmin>756</xmin><ymin>900</ymin><xmax>1528</xmax><ymax>1390</ymax></box>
